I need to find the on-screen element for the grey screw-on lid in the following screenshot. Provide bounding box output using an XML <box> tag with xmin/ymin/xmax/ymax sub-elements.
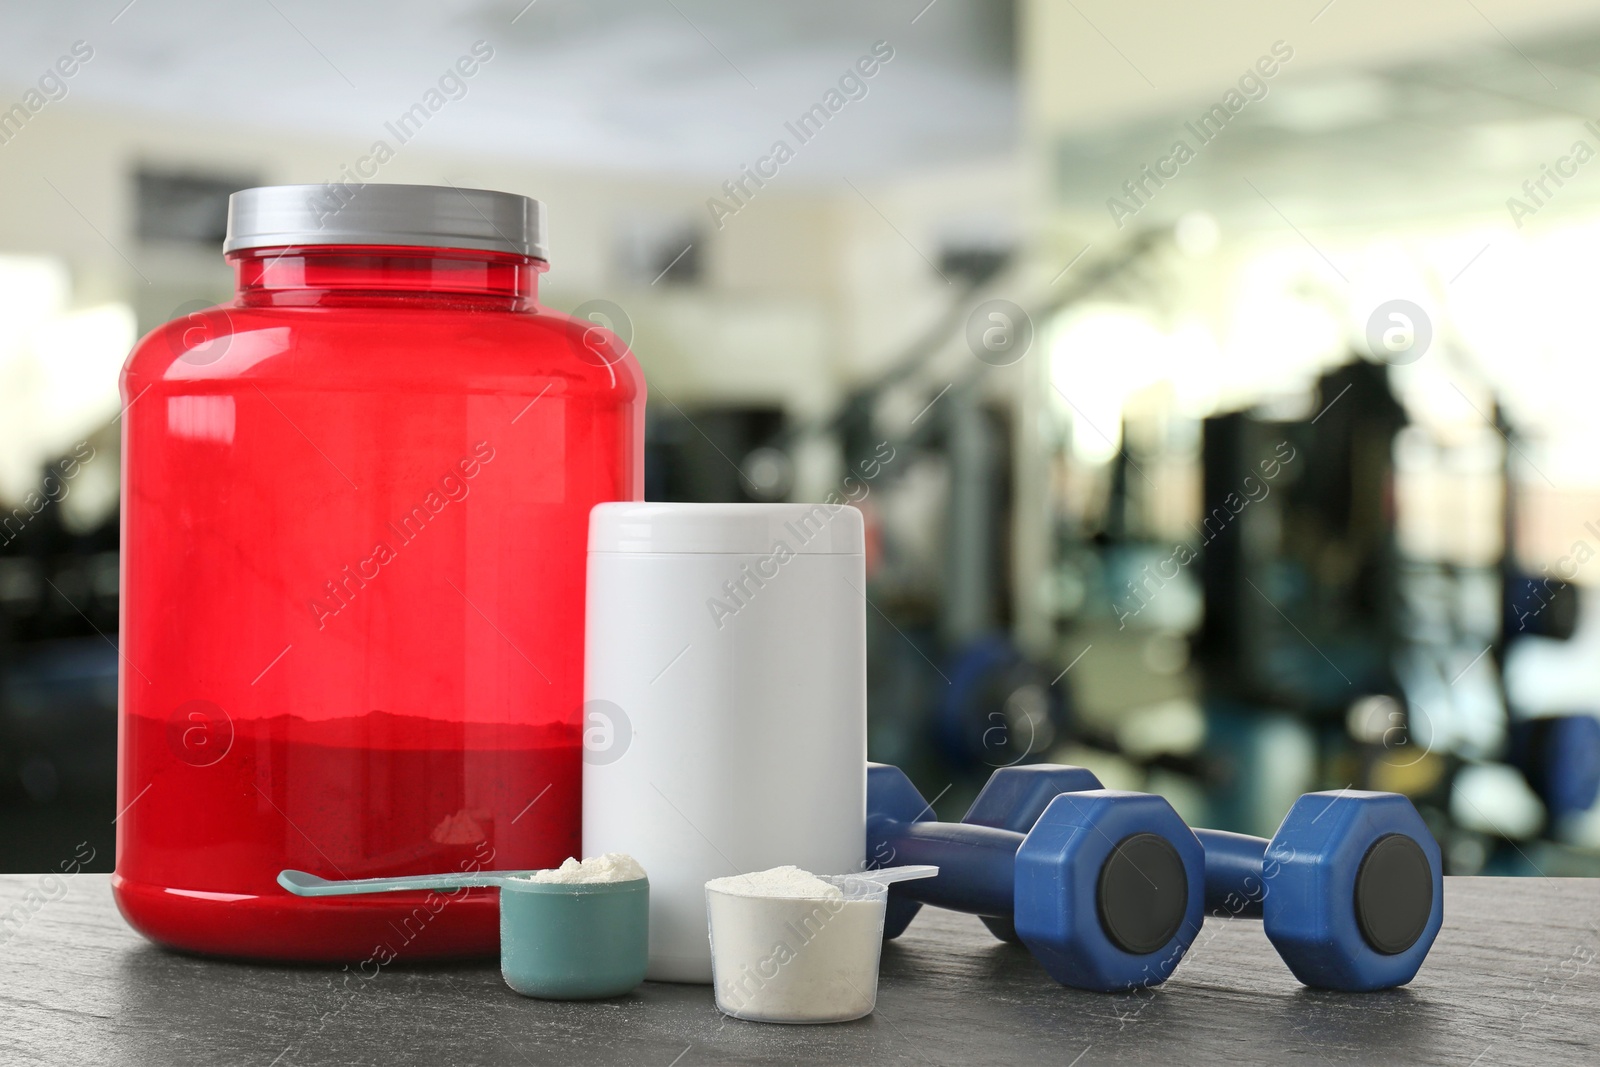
<box><xmin>223</xmin><ymin>183</ymin><xmax>548</xmax><ymax>259</ymax></box>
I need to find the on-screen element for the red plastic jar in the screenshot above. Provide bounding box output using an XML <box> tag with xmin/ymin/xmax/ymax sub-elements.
<box><xmin>114</xmin><ymin>184</ymin><xmax>644</xmax><ymax>961</ymax></box>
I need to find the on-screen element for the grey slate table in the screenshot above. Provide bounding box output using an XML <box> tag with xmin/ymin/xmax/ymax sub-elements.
<box><xmin>1</xmin><ymin>875</ymin><xmax>1596</xmax><ymax>1066</ymax></box>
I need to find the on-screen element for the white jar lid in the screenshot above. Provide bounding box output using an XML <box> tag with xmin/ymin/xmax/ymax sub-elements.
<box><xmin>589</xmin><ymin>502</ymin><xmax>863</xmax><ymax>555</ymax></box>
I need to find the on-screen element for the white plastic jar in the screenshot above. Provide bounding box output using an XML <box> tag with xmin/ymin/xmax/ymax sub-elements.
<box><xmin>583</xmin><ymin>503</ymin><xmax>867</xmax><ymax>983</ymax></box>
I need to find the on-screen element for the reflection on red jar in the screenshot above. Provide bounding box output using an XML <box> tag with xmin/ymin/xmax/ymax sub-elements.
<box><xmin>114</xmin><ymin>185</ymin><xmax>644</xmax><ymax>961</ymax></box>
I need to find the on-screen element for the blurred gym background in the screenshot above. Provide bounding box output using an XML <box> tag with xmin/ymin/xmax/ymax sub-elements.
<box><xmin>4</xmin><ymin>0</ymin><xmax>1600</xmax><ymax>877</ymax></box>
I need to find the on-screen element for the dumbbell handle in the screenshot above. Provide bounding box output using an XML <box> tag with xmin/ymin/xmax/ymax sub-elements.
<box><xmin>867</xmin><ymin>819</ymin><xmax>1021</xmax><ymax>917</ymax></box>
<box><xmin>881</xmin><ymin>823</ymin><xmax>1294</xmax><ymax>924</ymax></box>
<box><xmin>1194</xmin><ymin>829</ymin><xmax>1271</xmax><ymax>920</ymax></box>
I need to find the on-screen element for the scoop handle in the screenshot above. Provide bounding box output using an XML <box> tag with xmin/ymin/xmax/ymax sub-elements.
<box><xmin>859</xmin><ymin>864</ymin><xmax>940</xmax><ymax>886</ymax></box>
<box><xmin>278</xmin><ymin>869</ymin><xmax>516</xmax><ymax>896</ymax></box>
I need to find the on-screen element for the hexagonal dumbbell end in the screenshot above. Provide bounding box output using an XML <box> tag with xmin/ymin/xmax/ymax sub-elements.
<box><xmin>1197</xmin><ymin>791</ymin><xmax>1443</xmax><ymax>991</ymax></box>
<box><xmin>963</xmin><ymin>764</ymin><xmax>1107</xmax><ymax>831</ymax></box>
<box><xmin>962</xmin><ymin>764</ymin><xmax>1105</xmax><ymax>943</ymax></box>
<box><xmin>1266</xmin><ymin>791</ymin><xmax>1443</xmax><ymax>990</ymax></box>
<box><xmin>866</xmin><ymin>763</ymin><xmax>938</xmax><ymax>939</ymax></box>
<box><xmin>1014</xmin><ymin>790</ymin><xmax>1206</xmax><ymax>991</ymax></box>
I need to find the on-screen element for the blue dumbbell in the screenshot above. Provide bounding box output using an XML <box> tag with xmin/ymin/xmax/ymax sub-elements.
<box><xmin>1195</xmin><ymin>790</ymin><xmax>1444</xmax><ymax>991</ymax></box>
<box><xmin>868</xmin><ymin>763</ymin><xmax>1206</xmax><ymax>991</ymax></box>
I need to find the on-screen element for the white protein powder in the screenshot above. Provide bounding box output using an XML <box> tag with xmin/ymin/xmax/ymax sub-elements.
<box><xmin>519</xmin><ymin>852</ymin><xmax>647</xmax><ymax>884</ymax></box>
<box><xmin>706</xmin><ymin>866</ymin><xmax>885</xmax><ymax>1023</ymax></box>
<box><xmin>706</xmin><ymin>866</ymin><xmax>843</xmax><ymax>899</ymax></box>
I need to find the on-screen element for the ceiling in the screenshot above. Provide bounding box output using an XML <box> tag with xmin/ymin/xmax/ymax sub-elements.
<box><xmin>0</xmin><ymin>0</ymin><xmax>1016</xmax><ymax>181</ymax></box>
<box><xmin>1049</xmin><ymin>14</ymin><xmax>1600</xmax><ymax>230</ymax></box>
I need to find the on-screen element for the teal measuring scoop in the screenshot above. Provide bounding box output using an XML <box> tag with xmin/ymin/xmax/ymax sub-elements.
<box><xmin>278</xmin><ymin>867</ymin><xmax>649</xmax><ymax>1000</ymax></box>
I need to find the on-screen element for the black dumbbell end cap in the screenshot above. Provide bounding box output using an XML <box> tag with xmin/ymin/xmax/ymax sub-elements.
<box><xmin>1097</xmin><ymin>833</ymin><xmax>1188</xmax><ymax>955</ymax></box>
<box><xmin>1354</xmin><ymin>834</ymin><xmax>1434</xmax><ymax>955</ymax></box>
